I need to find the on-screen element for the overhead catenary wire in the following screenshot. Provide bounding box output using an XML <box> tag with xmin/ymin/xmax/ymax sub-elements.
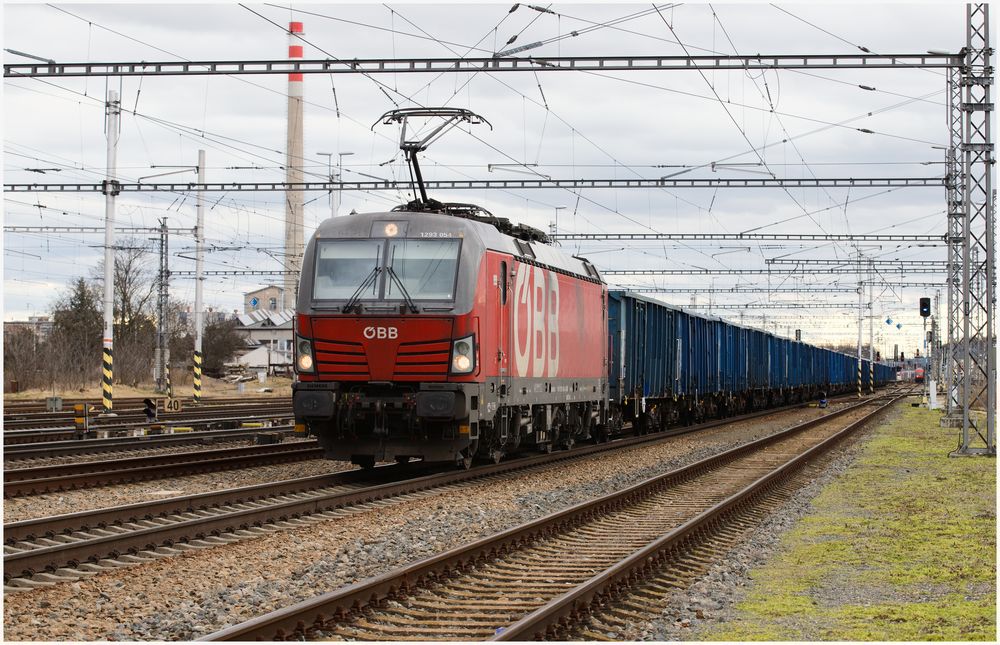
<box><xmin>4</xmin><ymin>4</ymin><xmax>950</xmax><ymax>340</ymax></box>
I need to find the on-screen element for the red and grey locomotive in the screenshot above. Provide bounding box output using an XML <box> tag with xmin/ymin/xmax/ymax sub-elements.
<box><xmin>292</xmin><ymin>206</ymin><xmax>608</xmax><ymax>468</ymax></box>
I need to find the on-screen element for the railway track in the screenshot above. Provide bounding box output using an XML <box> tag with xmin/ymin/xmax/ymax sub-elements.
<box><xmin>4</xmin><ymin>392</ymin><xmax>912</xmax><ymax>600</ymax></box>
<box><xmin>2</xmin><ymin>394</ymin><xmax>900</xmax><ymax>594</ymax></box>
<box><xmin>3</xmin><ymin>395</ymin><xmax>267</xmax><ymax>414</ymax></box>
<box><xmin>3</xmin><ymin>439</ymin><xmax>322</xmax><ymax>498</ymax></box>
<box><xmin>200</xmin><ymin>393</ymin><xmax>901</xmax><ymax>641</ymax></box>
<box><xmin>2</xmin><ymin>426</ymin><xmax>301</xmax><ymax>462</ymax></box>
<box><xmin>2</xmin><ymin>409</ymin><xmax>294</xmax><ymax>445</ymax></box>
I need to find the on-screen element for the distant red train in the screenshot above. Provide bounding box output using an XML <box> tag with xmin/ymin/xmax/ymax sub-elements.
<box><xmin>914</xmin><ymin>367</ymin><xmax>925</xmax><ymax>383</ymax></box>
<box><xmin>292</xmin><ymin>207</ymin><xmax>608</xmax><ymax>468</ymax></box>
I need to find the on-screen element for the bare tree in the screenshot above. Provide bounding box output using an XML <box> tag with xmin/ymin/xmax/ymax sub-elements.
<box><xmin>48</xmin><ymin>278</ymin><xmax>103</xmax><ymax>389</ymax></box>
<box><xmin>92</xmin><ymin>238</ymin><xmax>158</xmax><ymax>386</ymax></box>
<box><xmin>3</xmin><ymin>326</ymin><xmax>42</xmax><ymax>390</ymax></box>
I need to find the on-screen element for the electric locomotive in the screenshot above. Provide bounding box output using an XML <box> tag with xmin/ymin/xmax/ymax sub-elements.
<box><xmin>292</xmin><ymin>206</ymin><xmax>608</xmax><ymax>468</ymax></box>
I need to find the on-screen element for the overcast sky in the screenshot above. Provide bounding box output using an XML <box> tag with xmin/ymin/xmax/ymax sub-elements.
<box><xmin>2</xmin><ymin>1</ymin><xmax>976</xmax><ymax>354</ymax></box>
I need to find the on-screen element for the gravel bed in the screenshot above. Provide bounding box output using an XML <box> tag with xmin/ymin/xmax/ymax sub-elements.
<box><xmin>616</xmin><ymin>405</ymin><xmax>901</xmax><ymax>641</ymax></box>
<box><xmin>2</xmin><ymin>402</ymin><xmax>852</xmax><ymax>641</ymax></box>
<box><xmin>3</xmin><ymin>437</ymin><xmax>310</xmax><ymax>470</ymax></box>
<box><xmin>3</xmin><ymin>454</ymin><xmax>352</xmax><ymax>524</ymax></box>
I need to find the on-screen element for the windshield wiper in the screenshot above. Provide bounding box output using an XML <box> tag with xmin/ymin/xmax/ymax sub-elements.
<box><xmin>386</xmin><ymin>266</ymin><xmax>419</xmax><ymax>313</ymax></box>
<box><xmin>342</xmin><ymin>266</ymin><xmax>381</xmax><ymax>314</ymax></box>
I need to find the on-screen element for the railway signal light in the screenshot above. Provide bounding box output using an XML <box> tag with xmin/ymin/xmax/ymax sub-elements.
<box><xmin>919</xmin><ymin>297</ymin><xmax>931</xmax><ymax>317</ymax></box>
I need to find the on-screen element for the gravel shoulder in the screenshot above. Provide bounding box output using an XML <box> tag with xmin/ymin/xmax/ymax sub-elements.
<box><xmin>3</xmin><ymin>404</ymin><xmax>842</xmax><ymax>641</ymax></box>
<box><xmin>693</xmin><ymin>403</ymin><xmax>997</xmax><ymax>641</ymax></box>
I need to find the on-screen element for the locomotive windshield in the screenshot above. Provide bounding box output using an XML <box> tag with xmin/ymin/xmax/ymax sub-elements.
<box><xmin>386</xmin><ymin>239</ymin><xmax>460</xmax><ymax>300</ymax></box>
<box><xmin>312</xmin><ymin>238</ymin><xmax>461</xmax><ymax>303</ymax></box>
<box><xmin>314</xmin><ymin>240</ymin><xmax>383</xmax><ymax>300</ymax></box>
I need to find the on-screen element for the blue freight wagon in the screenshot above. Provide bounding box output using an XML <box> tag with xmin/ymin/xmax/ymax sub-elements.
<box><xmin>607</xmin><ymin>291</ymin><xmax>892</xmax><ymax>432</ymax></box>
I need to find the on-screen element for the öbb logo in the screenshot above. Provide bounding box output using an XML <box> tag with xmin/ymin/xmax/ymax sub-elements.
<box><xmin>513</xmin><ymin>265</ymin><xmax>559</xmax><ymax>377</ymax></box>
<box><xmin>363</xmin><ymin>326</ymin><xmax>398</xmax><ymax>340</ymax></box>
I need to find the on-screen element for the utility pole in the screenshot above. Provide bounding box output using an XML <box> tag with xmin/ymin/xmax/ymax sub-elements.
<box><xmin>193</xmin><ymin>149</ymin><xmax>205</xmax><ymax>404</ymax></box>
<box><xmin>857</xmin><ymin>258</ymin><xmax>864</xmax><ymax>398</ymax></box>
<box><xmin>551</xmin><ymin>205</ymin><xmax>566</xmax><ymax>237</ymax></box>
<box><xmin>155</xmin><ymin>218</ymin><xmax>170</xmax><ymax>393</ymax></box>
<box><xmin>869</xmin><ymin>277</ymin><xmax>875</xmax><ymax>394</ymax></box>
<box><xmin>100</xmin><ymin>89</ymin><xmax>120</xmax><ymax>414</ymax></box>
<box><xmin>335</xmin><ymin>151</ymin><xmax>353</xmax><ymax>218</ymax></box>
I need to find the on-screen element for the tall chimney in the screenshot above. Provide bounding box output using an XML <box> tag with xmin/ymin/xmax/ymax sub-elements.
<box><xmin>284</xmin><ymin>20</ymin><xmax>305</xmax><ymax>308</ymax></box>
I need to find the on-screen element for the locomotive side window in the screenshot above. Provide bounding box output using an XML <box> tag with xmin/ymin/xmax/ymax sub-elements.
<box><xmin>500</xmin><ymin>261</ymin><xmax>508</xmax><ymax>305</ymax></box>
<box><xmin>314</xmin><ymin>240</ymin><xmax>384</xmax><ymax>300</ymax></box>
<box><xmin>386</xmin><ymin>238</ymin><xmax>461</xmax><ymax>300</ymax></box>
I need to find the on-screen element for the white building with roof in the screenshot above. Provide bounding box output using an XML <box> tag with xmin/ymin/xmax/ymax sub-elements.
<box><xmin>233</xmin><ymin>308</ymin><xmax>294</xmax><ymax>374</ymax></box>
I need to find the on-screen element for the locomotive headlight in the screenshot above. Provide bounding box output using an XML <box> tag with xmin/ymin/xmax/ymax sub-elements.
<box><xmin>296</xmin><ymin>336</ymin><xmax>315</xmax><ymax>373</ymax></box>
<box><xmin>450</xmin><ymin>335</ymin><xmax>475</xmax><ymax>374</ymax></box>
<box><xmin>384</xmin><ymin>222</ymin><xmax>399</xmax><ymax>237</ymax></box>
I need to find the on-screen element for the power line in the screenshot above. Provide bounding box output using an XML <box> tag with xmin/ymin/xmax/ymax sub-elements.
<box><xmin>613</xmin><ymin>284</ymin><xmax>941</xmax><ymax>293</ymax></box>
<box><xmin>764</xmin><ymin>258</ymin><xmax>947</xmax><ymax>266</ymax></box>
<box><xmin>2</xmin><ymin>53</ymin><xmax>959</xmax><ymax>78</ymax></box>
<box><xmin>4</xmin><ymin>225</ymin><xmax>192</xmax><ymax>234</ymax></box>
<box><xmin>554</xmin><ymin>233</ymin><xmax>944</xmax><ymax>243</ymax></box>
<box><xmin>688</xmin><ymin>302</ymin><xmax>865</xmax><ymax>310</ymax></box>
<box><xmin>3</xmin><ymin>176</ymin><xmax>945</xmax><ymax>193</ymax></box>
<box><xmin>170</xmin><ymin>270</ymin><xmax>294</xmax><ymax>277</ymax></box>
<box><xmin>603</xmin><ymin>268</ymin><xmax>946</xmax><ymax>275</ymax></box>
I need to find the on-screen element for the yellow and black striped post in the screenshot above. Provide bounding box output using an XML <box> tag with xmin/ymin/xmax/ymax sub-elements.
<box><xmin>857</xmin><ymin>361</ymin><xmax>862</xmax><ymax>398</ymax></box>
<box><xmin>102</xmin><ymin>346</ymin><xmax>113</xmax><ymax>412</ymax></box>
<box><xmin>192</xmin><ymin>350</ymin><xmax>202</xmax><ymax>404</ymax></box>
<box><xmin>869</xmin><ymin>361</ymin><xmax>874</xmax><ymax>394</ymax></box>
<box><xmin>165</xmin><ymin>366</ymin><xmax>173</xmax><ymax>398</ymax></box>
<box><xmin>73</xmin><ymin>403</ymin><xmax>88</xmax><ymax>437</ymax></box>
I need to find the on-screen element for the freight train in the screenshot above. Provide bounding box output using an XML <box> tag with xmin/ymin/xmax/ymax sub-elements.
<box><xmin>292</xmin><ymin>207</ymin><xmax>894</xmax><ymax>468</ymax></box>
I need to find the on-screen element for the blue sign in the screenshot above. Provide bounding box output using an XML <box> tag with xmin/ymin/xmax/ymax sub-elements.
<box><xmin>249</xmin><ymin>297</ymin><xmax>259</xmax><ymax>307</ymax></box>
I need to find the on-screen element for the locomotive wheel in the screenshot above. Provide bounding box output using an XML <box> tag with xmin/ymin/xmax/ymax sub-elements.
<box><xmin>355</xmin><ymin>456</ymin><xmax>376</xmax><ymax>470</ymax></box>
<box><xmin>490</xmin><ymin>449</ymin><xmax>504</xmax><ymax>464</ymax></box>
<box><xmin>458</xmin><ymin>454</ymin><xmax>474</xmax><ymax>470</ymax></box>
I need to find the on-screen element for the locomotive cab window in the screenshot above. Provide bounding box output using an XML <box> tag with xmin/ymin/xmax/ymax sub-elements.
<box><xmin>313</xmin><ymin>239</ymin><xmax>384</xmax><ymax>301</ymax></box>
<box><xmin>386</xmin><ymin>238</ymin><xmax>461</xmax><ymax>301</ymax></box>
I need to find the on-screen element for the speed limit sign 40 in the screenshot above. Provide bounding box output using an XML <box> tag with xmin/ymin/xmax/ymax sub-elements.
<box><xmin>163</xmin><ymin>398</ymin><xmax>183</xmax><ymax>413</ymax></box>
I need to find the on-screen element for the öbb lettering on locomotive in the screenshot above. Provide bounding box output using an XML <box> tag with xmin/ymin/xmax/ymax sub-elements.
<box><xmin>513</xmin><ymin>265</ymin><xmax>560</xmax><ymax>379</ymax></box>
<box><xmin>292</xmin><ymin>208</ymin><xmax>894</xmax><ymax>469</ymax></box>
<box><xmin>363</xmin><ymin>326</ymin><xmax>399</xmax><ymax>340</ymax></box>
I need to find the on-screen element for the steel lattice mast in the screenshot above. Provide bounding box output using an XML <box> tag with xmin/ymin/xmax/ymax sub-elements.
<box><xmin>946</xmin><ymin>61</ymin><xmax>965</xmax><ymax>417</ymax></box>
<box><xmin>949</xmin><ymin>3</ymin><xmax>996</xmax><ymax>456</ymax></box>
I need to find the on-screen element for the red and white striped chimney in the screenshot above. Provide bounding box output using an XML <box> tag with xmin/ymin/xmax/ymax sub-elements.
<box><xmin>284</xmin><ymin>21</ymin><xmax>305</xmax><ymax>305</ymax></box>
<box><xmin>287</xmin><ymin>21</ymin><xmax>304</xmax><ymax>95</ymax></box>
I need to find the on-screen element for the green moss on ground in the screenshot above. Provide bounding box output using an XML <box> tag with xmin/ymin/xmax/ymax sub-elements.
<box><xmin>704</xmin><ymin>405</ymin><xmax>996</xmax><ymax>641</ymax></box>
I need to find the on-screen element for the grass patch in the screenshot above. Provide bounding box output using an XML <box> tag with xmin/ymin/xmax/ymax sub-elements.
<box><xmin>704</xmin><ymin>405</ymin><xmax>996</xmax><ymax>641</ymax></box>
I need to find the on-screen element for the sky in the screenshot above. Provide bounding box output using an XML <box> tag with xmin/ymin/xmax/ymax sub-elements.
<box><xmin>2</xmin><ymin>1</ymin><xmax>978</xmax><ymax>356</ymax></box>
